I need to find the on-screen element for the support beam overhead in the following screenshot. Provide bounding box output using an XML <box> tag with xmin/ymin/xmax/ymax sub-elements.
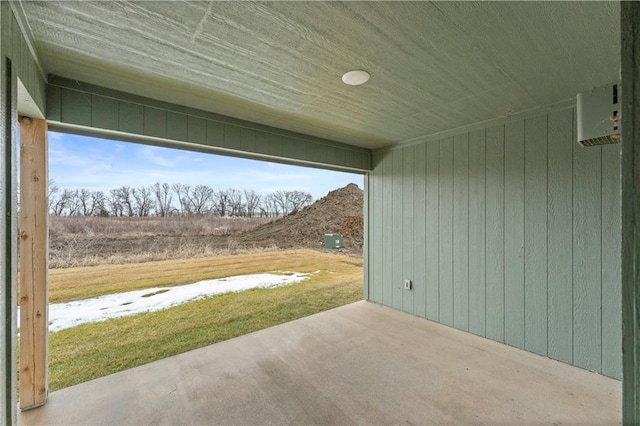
<box><xmin>19</xmin><ymin>116</ymin><xmax>49</xmax><ymax>411</ymax></box>
<box><xmin>46</xmin><ymin>77</ymin><xmax>371</xmax><ymax>173</ymax></box>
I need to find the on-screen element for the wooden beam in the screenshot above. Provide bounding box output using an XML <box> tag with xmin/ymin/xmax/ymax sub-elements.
<box><xmin>621</xmin><ymin>1</ymin><xmax>640</xmax><ymax>423</ymax></box>
<box><xmin>19</xmin><ymin>116</ymin><xmax>49</xmax><ymax>410</ymax></box>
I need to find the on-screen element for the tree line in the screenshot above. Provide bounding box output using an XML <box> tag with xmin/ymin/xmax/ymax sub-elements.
<box><xmin>47</xmin><ymin>181</ymin><xmax>314</xmax><ymax>218</ymax></box>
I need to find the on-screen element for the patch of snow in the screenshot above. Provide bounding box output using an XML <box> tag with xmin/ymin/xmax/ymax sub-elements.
<box><xmin>24</xmin><ymin>272</ymin><xmax>310</xmax><ymax>333</ymax></box>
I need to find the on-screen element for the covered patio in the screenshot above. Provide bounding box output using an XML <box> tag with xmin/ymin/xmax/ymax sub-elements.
<box><xmin>18</xmin><ymin>301</ymin><xmax>621</xmax><ymax>425</ymax></box>
<box><xmin>1</xmin><ymin>1</ymin><xmax>639</xmax><ymax>424</ymax></box>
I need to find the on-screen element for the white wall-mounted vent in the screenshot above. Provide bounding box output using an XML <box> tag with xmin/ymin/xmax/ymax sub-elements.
<box><xmin>577</xmin><ymin>82</ymin><xmax>621</xmax><ymax>147</ymax></box>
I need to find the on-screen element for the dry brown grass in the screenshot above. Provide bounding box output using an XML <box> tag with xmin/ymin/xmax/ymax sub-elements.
<box><xmin>49</xmin><ymin>215</ymin><xmax>273</xmax><ymax>238</ymax></box>
<box><xmin>50</xmin><ymin>249</ymin><xmax>362</xmax><ymax>303</ymax></box>
<box><xmin>49</xmin><ymin>238</ymin><xmax>282</xmax><ymax>269</ymax></box>
<box><xmin>48</xmin><ymin>215</ymin><xmax>277</xmax><ymax>268</ymax></box>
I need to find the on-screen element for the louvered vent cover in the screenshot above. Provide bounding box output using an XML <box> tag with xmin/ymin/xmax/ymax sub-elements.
<box><xmin>577</xmin><ymin>83</ymin><xmax>621</xmax><ymax>147</ymax></box>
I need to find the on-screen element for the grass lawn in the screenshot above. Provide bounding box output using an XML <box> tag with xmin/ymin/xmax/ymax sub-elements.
<box><xmin>49</xmin><ymin>249</ymin><xmax>360</xmax><ymax>303</ymax></box>
<box><xmin>47</xmin><ymin>249</ymin><xmax>363</xmax><ymax>391</ymax></box>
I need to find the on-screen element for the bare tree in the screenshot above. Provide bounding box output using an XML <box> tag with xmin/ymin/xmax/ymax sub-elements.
<box><xmin>287</xmin><ymin>190</ymin><xmax>313</xmax><ymax>213</ymax></box>
<box><xmin>91</xmin><ymin>191</ymin><xmax>107</xmax><ymax>216</ymax></box>
<box><xmin>50</xmin><ymin>188</ymin><xmax>76</xmax><ymax>216</ymax></box>
<box><xmin>213</xmin><ymin>189</ymin><xmax>230</xmax><ymax>217</ymax></box>
<box><xmin>133</xmin><ymin>186</ymin><xmax>154</xmax><ymax>217</ymax></box>
<box><xmin>77</xmin><ymin>188</ymin><xmax>94</xmax><ymax>216</ymax></box>
<box><xmin>66</xmin><ymin>189</ymin><xmax>81</xmax><ymax>216</ymax></box>
<box><xmin>261</xmin><ymin>193</ymin><xmax>279</xmax><ymax>217</ymax></box>
<box><xmin>244</xmin><ymin>189</ymin><xmax>261</xmax><ymax>218</ymax></box>
<box><xmin>188</xmin><ymin>185</ymin><xmax>214</xmax><ymax>215</ymax></box>
<box><xmin>172</xmin><ymin>183</ymin><xmax>192</xmax><ymax>215</ymax></box>
<box><xmin>153</xmin><ymin>182</ymin><xmax>173</xmax><ymax>217</ymax></box>
<box><xmin>116</xmin><ymin>186</ymin><xmax>135</xmax><ymax>217</ymax></box>
<box><xmin>227</xmin><ymin>188</ymin><xmax>244</xmax><ymax>217</ymax></box>
<box><xmin>270</xmin><ymin>190</ymin><xmax>289</xmax><ymax>215</ymax></box>
<box><xmin>108</xmin><ymin>188</ymin><xmax>124</xmax><ymax>217</ymax></box>
<box><xmin>48</xmin><ymin>179</ymin><xmax>60</xmax><ymax>215</ymax></box>
<box><xmin>48</xmin><ymin>182</ymin><xmax>315</xmax><ymax>218</ymax></box>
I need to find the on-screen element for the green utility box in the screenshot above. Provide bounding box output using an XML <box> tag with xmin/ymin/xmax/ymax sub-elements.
<box><xmin>324</xmin><ymin>234</ymin><xmax>344</xmax><ymax>250</ymax></box>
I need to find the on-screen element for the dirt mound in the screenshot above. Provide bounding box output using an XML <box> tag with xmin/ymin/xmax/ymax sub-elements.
<box><xmin>236</xmin><ymin>183</ymin><xmax>364</xmax><ymax>255</ymax></box>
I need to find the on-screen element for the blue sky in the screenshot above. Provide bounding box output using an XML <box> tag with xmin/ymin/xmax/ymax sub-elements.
<box><xmin>47</xmin><ymin>132</ymin><xmax>363</xmax><ymax>200</ymax></box>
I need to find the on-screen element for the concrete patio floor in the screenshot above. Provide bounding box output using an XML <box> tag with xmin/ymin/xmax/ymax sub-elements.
<box><xmin>19</xmin><ymin>301</ymin><xmax>621</xmax><ymax>425</ymax></box>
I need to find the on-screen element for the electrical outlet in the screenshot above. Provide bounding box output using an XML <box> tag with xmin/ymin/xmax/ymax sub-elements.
<box><xmin>404</xmin><ymin>279</ymin><xmax>412</xmax><ymax>290</ymax></box>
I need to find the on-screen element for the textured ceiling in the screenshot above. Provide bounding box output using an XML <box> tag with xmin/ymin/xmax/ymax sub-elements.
<box><xmin>19</xmin><ymin>1</ymin><xmax>620</xmax><ymax>149</ymax></box>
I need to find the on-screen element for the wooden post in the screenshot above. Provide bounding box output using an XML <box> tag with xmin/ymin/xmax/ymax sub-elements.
<box><xmin>621</xmin><ymin>1</ymin><xmax>640</xmax><ymax>424</ymax></box>
<box><xmin>19</xmin><ymin>116</ymin><xmax>49</xmax><ymax>410</ymax></box>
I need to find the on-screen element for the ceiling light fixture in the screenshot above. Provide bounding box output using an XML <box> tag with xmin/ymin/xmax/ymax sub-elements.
<box><xmin>342</xmin><ymin>70</ymin><xmax>370</xmax><ymax>86</ymax></box>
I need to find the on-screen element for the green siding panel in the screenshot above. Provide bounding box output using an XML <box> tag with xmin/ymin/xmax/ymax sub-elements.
<box><xmin>358</xmin><ymin>152</ymin><xmax>370</xmax><ymax>170</ymax></box>
<box><xmin>371</xmin><ymin>162</ymin><xmax>383</xmax><ymax>304</ymax></box>
<box><xmin>335</xmin><ymin>148</ymin><xmax>347</xmax><ymax>168</ymax></box>
<box><xmin>295</xmin><ymin>139</ymin><xmax>307</xmax><ymax>161</ymax></box>
<box><xmin>306</xmin><ymin>143</ymin><xmax>322</xmax><ymax>165</ymax></box>
<box><xmin>143</xmin><ymin>106</ymin><xmax>166</xmax><ymax>139</ymax></box>
<box><xmin>19</xmin><ymin>23</ymin><xmax>28</xmax><ymax>85</ymax></box>
<box><xmin>573</xmin><ymin>135</ymin><xmax>603</xmax><ymax>373</ymax></box>
<box><xmin>91</xmin><ymin>95</ymin><xmax>119</xmax><ymax>131</ymax></box>
<box><xmin>504</xmin><ymin>121</ymin><xmax>525</xmax><ymax>349</ymax></box>
<box><xmin>485</xmin><ymin>125</ymin><xmax>505</xmax><ymax>342</ymax></box>
<box><xmin>547</xmin><ymin>108</ymin><xmax>574</xmax><ymax>366</ymax></box>
<box><xmin>2</xmin><ymin>5</ymin><xmax>13</xmax><ymax>57</ymax></box>
<box><xmin>268</xmin><ymin>133</ymin><xmax>283</xmax><ymax>157</ymax></box>
<box><xmin>344</xmin><ymin>149</ymin><xmax>354</xmax><ymax>168</ymax></box>
<box><xmin>206</xmin><ymin>120</ymin><xmax>224</xmax><ymax>147</ymax></box>
<box><xmin>187</xmin><ymin>116</ymin><xmax>207</xmax><ymax>144</ymax></box>
<box><xmin>413</xmin><ymin>143</ymin><xmax>427</xmax><ymax>318</ymax></box>
<box><xmin>382</xmin><ymin>155</ymin><xmax>394</xmax><ymax>307</ymax></box>
<box><xmin>524</xmin><ymin>114</ymin><xmax>548</xmax><ymax>356</ymax></box>
<box><xmin>224</xmin><ymin>126</ymin><xmax>241</xmax><ymax>150</ymax></box>
<box><xmin>282</xmin><ymin>137</ymin><xmax>296</xmax><ymax>159</ymax></box>
<box><xmin>425</xmin><ymin>141</ymin><xmax>440</xmax><ymax>321</ymax></box>
<box><xmin>119</xmin><ymin>103</ymin><xmax>144</xmax><ymax>135</ymax></box>
<box><xmin>468</xmin><ymin>129</ymin><xmax>486</xmax><ymax>337</ymax></box>
<box><xmin>166</xmin><ymin>112</ymin><xmax>188</xmax><ymax>142</ymax></box>
<box><xmin>254</xmin><ymin>132</ymin><xmax>269</xmax><ymax>156</ymax></box>
<box><xmin>61</xmin><ymin>89</ymin><xmax>91</xmax><ymax>126</ymax></box>
<box><xmin>439</xmin><ymin>138</ymin><xmax>454</xmax><ymax>326</ymax></box>
<box><xmin>368</xmin><ymin>168</ymin><xmax>377</xmax><ymax>303</ymax></box>
<box><xmin>325</xmin><ymin>146</ymin><xmax>337</xmax><ymax>166</ymax></box>
<box><xmin>453</xmin><ymin>134</ymin><xmax>469</xmax><ymax>331</ymax></box>
<box><xmin>602</xmin><ymin>143</ymin><xmax>622</xmax><ymax>379</ymax></box>
<box><xmin>11</xmin><ymin>15</ymin><xmax>21</xmax><ymax>77</ymax></box>
<box><xmin>46</xmin><ymin>85</ymin><xmax>61</xmax><ymax>122</ymax></box>
<box><xmin>402</xmin><ymin>146</ymin><xmax>415</xmax><ymax>313</ymax></box>
<box><xmin>392</xmin><ymin>150</ymin><xmax>403</xmax><ymax>310</ymax></box>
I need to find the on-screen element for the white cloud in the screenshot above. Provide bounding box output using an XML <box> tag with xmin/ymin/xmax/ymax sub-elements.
<box><xmin>138</xmin><ymin>146</ymin><xmax>176</xmax><ymax>168</ymax></box>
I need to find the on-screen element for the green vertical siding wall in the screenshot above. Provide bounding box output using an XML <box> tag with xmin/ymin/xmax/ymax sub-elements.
<box><xmin>368</xmin><ymin>108</ymin><xmax>622</xmax><ymax>379</ymax></box>
<box><xmin>0</xmin><ymin>3</ymin><xmax>46</xmax><ymax>114</ymax></box>
<box><xmin>0</xmin><ymin>3</ymin><xmax>46</xmax><ymax>423</ymax></box>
